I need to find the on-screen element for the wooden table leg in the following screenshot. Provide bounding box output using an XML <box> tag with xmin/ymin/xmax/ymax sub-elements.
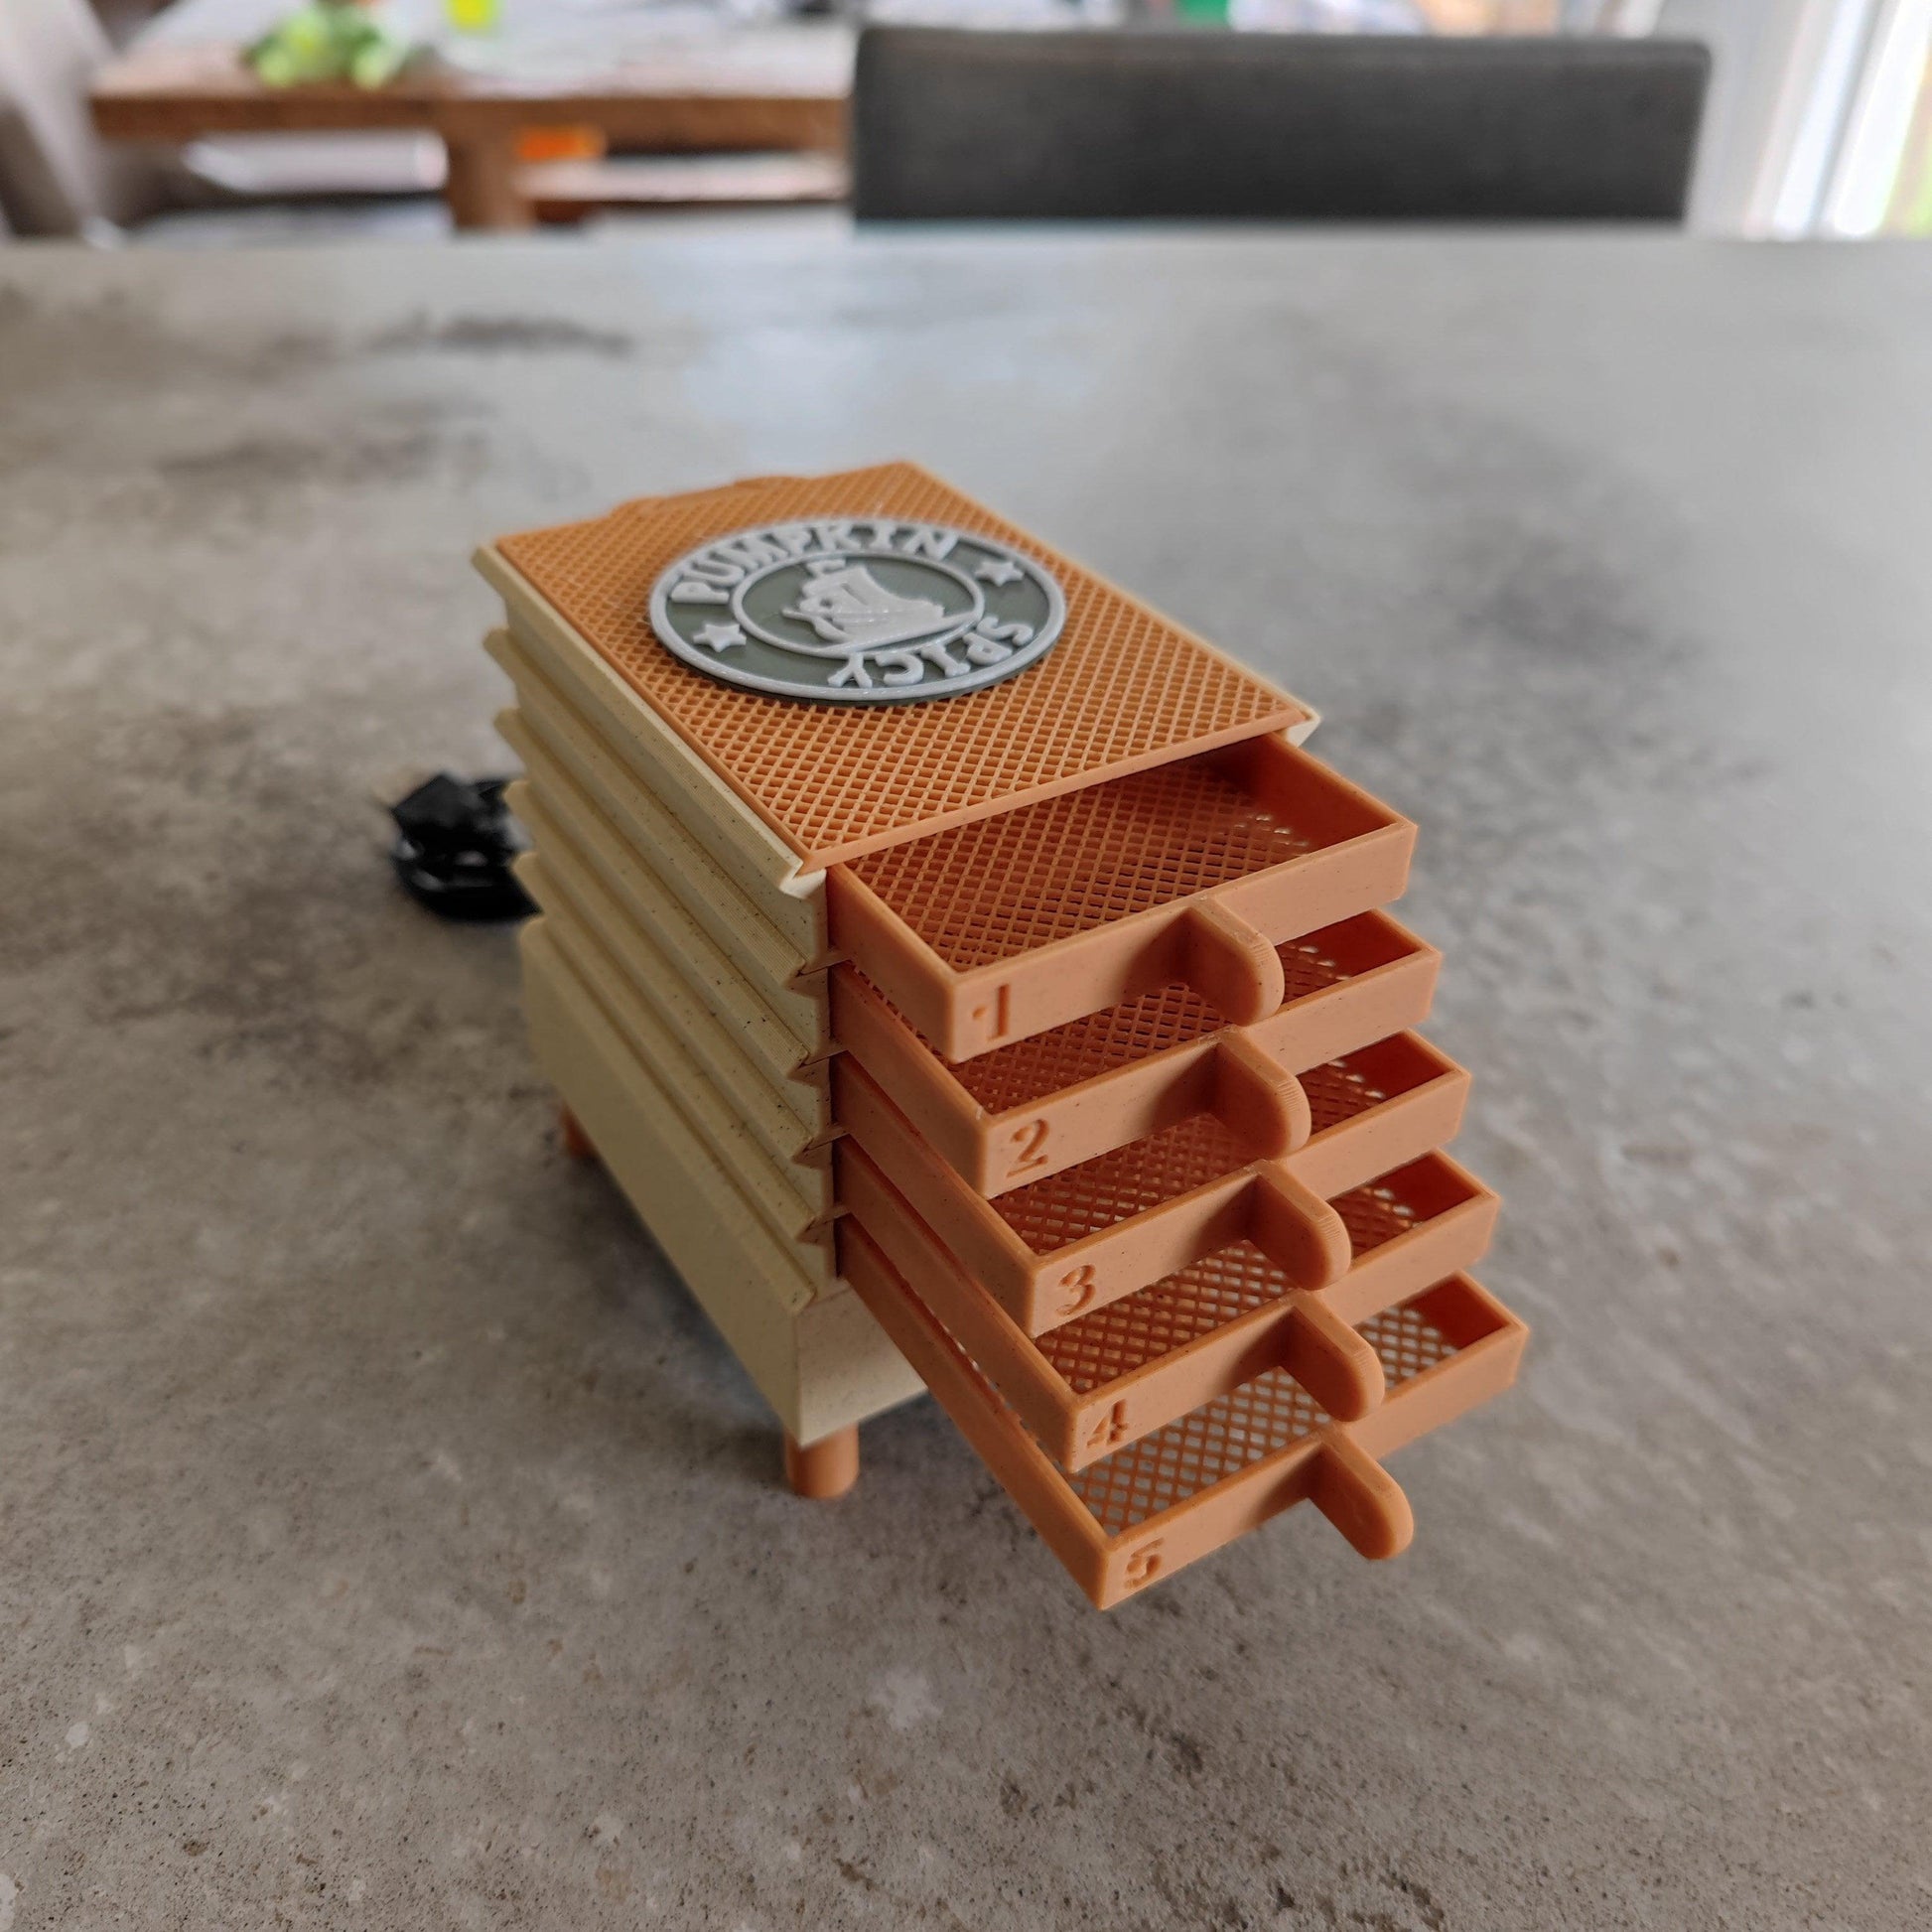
<box><xmin>444</xmin><ymin>132</ymin><xmax>533</xmax><ymax>231</ymax></box>
<box><xmin>783</xmin><ymin>1426</ymin><xmax>859</xmax><ymax>1500</ymax></box>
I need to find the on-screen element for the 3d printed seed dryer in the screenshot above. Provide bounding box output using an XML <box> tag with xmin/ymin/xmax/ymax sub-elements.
<box><xmin>478</xmin><ymin>462</ymin><xmax>1525</xmax><ymax>1610</ymax></box>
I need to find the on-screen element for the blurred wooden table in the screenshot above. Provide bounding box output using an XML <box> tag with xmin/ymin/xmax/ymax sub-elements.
<box><xmin>91</xmin><ymin>17</ymin><xmax>853</xmax><ymax>228</ymax></box>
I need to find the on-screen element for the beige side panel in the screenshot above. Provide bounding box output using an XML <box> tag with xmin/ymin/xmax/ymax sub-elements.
<box><xmin>524</xmin><ymin>922</ymin><xmax>808</xmax><ymax>1328</ymax></box>
<box><xmin>792</xmin><ymin>1289</ymin><xmax>924</xmax><ymax>1448</ymax></box>
<box><xmin>532</xmin><ymin>904</ymin><xmax>837</xmax><ymax>1248</ymax></box>
<box><xmin>485</xmin><ymin>625</ymin><xmax>823</xmax><ymax>975</ymax></box>
<box><xmin>522</xmin><ymin>921</ymin><xmax>915</xmax><ymax>1441</ymax></box>
<box><xmin>503</xmin><ymin>759</ymin><xmax>829</xmax><ymax>1070</ymax></box>
<box><xmin>475</xmin><ymin>567</ymin><xmax>828</xmax><ymax>943</ymax></box>
<box><xmin>516</xmin><ymin>845</ymin><xmax>829</xmax><ymax>1174</ymax></box>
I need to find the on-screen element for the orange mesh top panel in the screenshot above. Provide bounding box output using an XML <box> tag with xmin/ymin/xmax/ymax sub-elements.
<box><xmin>949</xmin><ymin>928</ymin><xmax>1354</xmax><ymax>1114</ymax></box>
<box><xmin>491</xmin><ymin>465</ymin><xmax>1308</xmax><ymax>869</ymax></box>
<box><xmin>1035</xmin><ymin>1154</ymin><xmax>1452</xmax><ymax>1396</ymax></box>
<box><xmin>846</xmin><ymin>757</ymin><xmax>1315</xmax><ymax>970</ymax></box>
<box><xmin>1064</xmin><ymin>1299</ymin><xmax>1455</xmax><ymax>1536</ymax></box>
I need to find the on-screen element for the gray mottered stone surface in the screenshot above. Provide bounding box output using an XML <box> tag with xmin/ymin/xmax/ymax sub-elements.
<box><xmin>1</xmin><ymin>227</ymin><xmax>1927</xmax><ymax>1930</ymax></box>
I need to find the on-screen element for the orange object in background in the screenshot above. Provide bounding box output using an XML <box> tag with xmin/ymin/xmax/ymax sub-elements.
<box><xmin>515</xmin><ymin>125</ymin><xmax>606</xmax><ymax>166</ymax></box>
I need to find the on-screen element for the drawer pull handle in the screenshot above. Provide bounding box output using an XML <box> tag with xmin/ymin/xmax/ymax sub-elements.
<box><xmin>1312</xmin><ymin>1436</ymin><xmax>1413</xmax><ymax>1561</ymax></box>
<box><xmin>1249</xmin><ymin>1163</ymin><xmax>1352</xmax><ymax>1291</ymax></box>
<box><xmin>1178</xmin><ymin>900</ymin><xmax>1285</xmax><ymax>1027</ymax></box>
<box><xmin>1280</xmin><ymin>1296</ymin><xmax>1385</xmax><ymax>1423</ymax></box>
<box><xmin>1211</xmin><ymin>1032</ymin><xmax>1311</xmax><ymax>1159</ymax></box>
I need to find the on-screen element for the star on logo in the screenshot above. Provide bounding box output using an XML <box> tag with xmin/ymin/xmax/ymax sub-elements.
<box><xmin>693</xmin><ymin>621</ymin><xmax>747</xmax><ymax>652</ymax></box>
<box><xmin>974</xmin><ymin>557</ymin><xmax>1025</xmax><ymax>587</ymax></box>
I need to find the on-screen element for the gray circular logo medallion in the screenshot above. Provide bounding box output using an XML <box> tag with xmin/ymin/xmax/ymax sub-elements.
<box><xmin>648</xmin><ymin>517</ymin><xmax>1066</xmax><ymax>705</ymax></box>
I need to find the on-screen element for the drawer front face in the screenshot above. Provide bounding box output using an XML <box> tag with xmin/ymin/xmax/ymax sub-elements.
<box><xmin>1325</xmin><ymin>1158</ymin><xmax>1502</xmax><ymax>1325</ymax></box>
<box><xmin>835</xmin><ymin>1058</ymin><xmax>1282</xmax><ymax>1329</ymax></box>
<box><xmin>841</xmin><ymin>1219</ymin><xmax>1526</xmax><ymax>1609</ymax></box>
<box><xmin>828</xmin><ymin>738</ymin><xmax>1416</xmax><ymax>1060</ymax></box>
<box><xmin>835</xmin><ymin>1035</ymin><xmax>1475</xmax><ymax>1337</ymax></box>
<box><xmin>829</xmin><ymin>911</ymin><xmax>1440</xmax><ymax>1196</ymax></box>
<box><xmin>1257</xmin><ymin>916</ymin><xmax>1442</xmax><ymax>1069</ymax></box>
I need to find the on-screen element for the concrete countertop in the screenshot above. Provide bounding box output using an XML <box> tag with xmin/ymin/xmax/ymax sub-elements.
<box><xmin>1</xmin><ymin>226</ymin><xmax>1927</xmax><ymax>1930</ymax></box>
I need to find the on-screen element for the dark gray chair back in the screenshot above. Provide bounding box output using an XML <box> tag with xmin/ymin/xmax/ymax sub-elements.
<box><xmin>852</xmin><ymin>29</ymin><xmax>1710</xmax><ymax>223</ymax></box>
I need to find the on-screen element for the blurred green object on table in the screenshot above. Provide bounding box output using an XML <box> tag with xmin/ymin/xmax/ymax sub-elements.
<box><xmin>246</xmin><ymin>0</ymin><xmax>417</xmax><ymax>89</ymax></box>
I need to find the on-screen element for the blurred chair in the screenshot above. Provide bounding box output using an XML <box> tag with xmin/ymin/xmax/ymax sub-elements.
<box><xmin>852</xmin><ymin>28</ymin><xmax>1710</xmax><ymax>222</ymax></box>
<box><xmin>0</xmin><ymin>0</ymin><xmax>171</xmax><ymax>233</ymax></box>
<box><xmin>0</xmin><ymin>0</ymin><xmax>444</xmax><ymax>242</ymax></box>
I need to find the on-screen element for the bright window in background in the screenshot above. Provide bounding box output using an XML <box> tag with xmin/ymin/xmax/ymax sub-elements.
<box><xmin>1747</xmin><ymin>0</ymin><xmax>1932</xmax><ymax>234</ymax></box>
<box><xmin>1876</xmin><ymin>5</ymin><xmax>1932</xmax><ymax>225</ymax></box>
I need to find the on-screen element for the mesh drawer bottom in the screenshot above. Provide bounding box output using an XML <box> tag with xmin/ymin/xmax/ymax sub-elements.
<box><xmin>1065</xmin><ymin>1301</ymin><xmax>1455</xmax><ymax>1536</ymax></box>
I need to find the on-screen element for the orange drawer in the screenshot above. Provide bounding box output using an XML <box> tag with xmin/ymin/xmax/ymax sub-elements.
<box><xmin>830</xmin><ymin>909</ymin><xmax>1440</xmax><ymax>1196</ymax></box>
<box><xmin>826</xmin><ymin>735</ymin><xmax>1416</xmax><ymax>1061</ymax></box>
<box><xmin>839</xmin><ymin>1140</ymin><xmax>1498</xmax><ymax>1464</ymax></box>
<box><xmin>842</xmin><ymin>1220</ymin><xmax>1527</xmax><ymax>1609</ymax></box>
<box><xmin>833</xmin><ymin>1031</ymin><xmax>1471</xmax><ymax>1335</ymax></box>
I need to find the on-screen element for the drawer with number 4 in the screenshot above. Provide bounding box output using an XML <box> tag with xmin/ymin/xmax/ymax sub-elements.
<box><xmin>840</xmin><ymin>1219</ymin><xmax>1527</xmax><ymax>1609</ymax></box>
<box><xmin>839</xmin><ymin>1137</ymin><xmax>1499</xmax><ymax>1457</ymax></box>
